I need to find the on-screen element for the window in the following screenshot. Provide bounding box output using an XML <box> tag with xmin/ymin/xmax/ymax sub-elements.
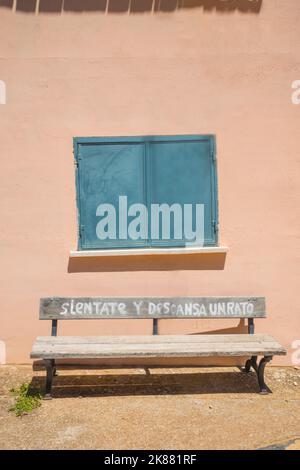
<box><xmin>74</xmin><ymin>135</ymin><xmax>218</xmax><ymax>250</ymax></box>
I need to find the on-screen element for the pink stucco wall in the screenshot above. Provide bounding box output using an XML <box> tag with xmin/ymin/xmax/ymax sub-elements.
<box><xmin>0</xmin><ymin>0</ymin><xmax>299</xmax><ymax>364</ymax></box>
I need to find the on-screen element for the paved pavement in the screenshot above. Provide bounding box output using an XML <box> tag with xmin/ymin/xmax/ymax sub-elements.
<box><xmin>0</xmin><ymin>365</ymin><xmax>299</xmax><ymax>450</ymax></box>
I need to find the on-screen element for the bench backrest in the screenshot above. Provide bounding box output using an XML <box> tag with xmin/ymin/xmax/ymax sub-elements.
<box><xmin>40</xmin><ymin>297</ymin><xmax>266</xmax><ymax>320</ymax></box>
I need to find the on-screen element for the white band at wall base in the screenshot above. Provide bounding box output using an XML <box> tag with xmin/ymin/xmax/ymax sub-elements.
<box><xmin>0</xmin><ymin>341</ymin><xmax>6</xmax><ymax>365</ymax></box>
<box><xmin>0</xmin><ymin>80</ymin><xmax>6</xmax><ymax>105</ymax></box>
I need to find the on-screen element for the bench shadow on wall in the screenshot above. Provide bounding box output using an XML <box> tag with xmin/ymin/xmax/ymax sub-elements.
<box><xmin>0</xmin><ymin>0</ymin><xmax>262</xmax><ymax>14</ymax></box>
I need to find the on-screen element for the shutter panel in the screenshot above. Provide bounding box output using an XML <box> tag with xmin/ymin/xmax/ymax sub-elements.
<box><xmin>148</xmin><ymin>136</ymin><xmax>217</xmax><ymax>246</ymax></box>
<box><xmin>77</xmin><ymin>141</ymin><xmax>147</xmax><ymax>249</ymax></box>
<box><xmin>75</xmin><ymin>135</ymin><xmax>218</xmax><ymax>250</ymax></box>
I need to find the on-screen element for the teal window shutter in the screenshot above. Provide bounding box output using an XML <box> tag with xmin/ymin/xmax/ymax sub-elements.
<box><xmin>76</xmin><ymin>140</ymin><xmax>147</xmax><ymax>249</ymax></box>
<box><xmin>74</xmin><ymin>135</ymin><xmax>218</xmax><ymax>250</ymax></box>
<box><xmin>147</xmin><ymin>137</ymin><xmax>217</xmax><ymax>246</ymax></box>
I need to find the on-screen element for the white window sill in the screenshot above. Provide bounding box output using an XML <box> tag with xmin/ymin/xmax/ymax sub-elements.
<box><xmin>69</xmin><ymin>246</ymin><xmax>228</xmax><ymax>258</ymax></box>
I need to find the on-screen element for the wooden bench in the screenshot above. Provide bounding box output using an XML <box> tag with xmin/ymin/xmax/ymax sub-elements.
<box><xmin>30</xmin><ymin>297</ymin><xmax>286</xmax><ymax>399</ymax></box>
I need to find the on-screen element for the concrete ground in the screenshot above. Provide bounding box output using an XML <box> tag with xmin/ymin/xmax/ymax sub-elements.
<box><xmin>0</xmin><ymin>364</ymin><xmax>299</xmax><ymax>450</ymax></box>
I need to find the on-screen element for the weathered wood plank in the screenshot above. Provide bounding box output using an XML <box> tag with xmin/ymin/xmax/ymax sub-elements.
<box><xmin>35</xmin><ymin>334</ymin><xmax>276</xmax><ymax>345</ymax></box>
<box><xmin>30</xmin><ymin>347</ymin><xmax>286</xmax><ymax>359</ymax></box>
<box><xmin>30</xmin><ymin>334</ymin><xmax>286</xmax><ymax>359</ymax></box>
<box><xmin>31</xmin><ymin>339</ymin><xmax>285</xmax><ymax>352</ymax></box>
<box><xmin>40</xmin><ymin>297</ymin><xmax>266</xmax><ymax>320</ymax></box>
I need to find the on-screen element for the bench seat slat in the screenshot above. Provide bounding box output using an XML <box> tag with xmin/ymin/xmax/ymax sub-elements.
<box><xmin>30</xmin><ymin>334</ymin><xmax>286</xmax><ymax>359</ymax></box>
<box><xmin>35</xmin><ymin>334</ymin><xmax>278</xmax><ymax>345</ymax></box>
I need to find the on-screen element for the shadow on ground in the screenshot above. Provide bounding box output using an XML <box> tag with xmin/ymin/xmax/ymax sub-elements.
<box><xmin>31</xmin><ymin>369</ymin><xmax>261</xmax><ymax>398</ymax></box>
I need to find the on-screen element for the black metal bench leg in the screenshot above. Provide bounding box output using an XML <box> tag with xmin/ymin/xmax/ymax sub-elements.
<box><xmin>243</xmin><ymin>355</ymin><xmax>257</xmax><ymax>373</ymax></box>
<box><xmin>43</xmin><ymin>359</ymin><xmax>54</xmax><ymax>400</ymax></box>
<box><xmin>51</xmin><ymin>359</ymin><xmax>58</xmax><ymax>377</ymax></box>
<box><xmin>257</xmin><ymin>356</ymin><xmax>273</xmax><ymax>395</ymax></box>
<box><xmin>251</xmin><ymin>355</ymin><xmax>258</xmax><ymax>373</ymax></box>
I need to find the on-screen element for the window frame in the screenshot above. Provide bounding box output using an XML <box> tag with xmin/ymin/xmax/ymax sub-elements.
<box><xmin>74</xmin><ymin>135</ymin><xmax>219</xmax><ymax>251</ymax></box>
